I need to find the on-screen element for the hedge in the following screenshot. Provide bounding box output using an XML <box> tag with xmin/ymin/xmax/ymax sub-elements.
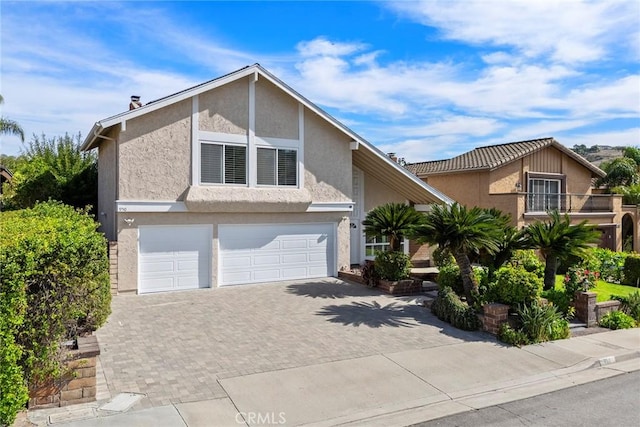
<box><xmin>0</xmin><ymin>202</ymin><xmax>111</xmax><ymax>424</ymax></box>
<box><xmin>623</xmin><ymin>255</ymin><xmax>640</xmax><ymax>286</ymax></box>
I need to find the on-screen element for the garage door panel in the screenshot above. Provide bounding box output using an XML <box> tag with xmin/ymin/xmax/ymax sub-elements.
<box><xmin>140</xmin><ymin>277</ymin><xmax>174</xmax><ymax>293</ymax></box>
<box><xmin>281</xmin><ymin>239</ymin><xmax>308</xmax><ymax>250</ymax></box>
<box><xmin>254</xmin><ymin>254</ymin><xmax>280</xmax><ymax>265</ymax></box>
<box><xmin>139</xmin><ymin>226</ymin><xmax>211</xmax><ymax>294</ymax></box>
<box><xmin>223</xmin><ymin>255</ymin><xmax>252</xmax><ymax>268</ymax></box>
<box><xmin>177</xmin><ymin>260</ymin><xmax>198</xmax><ymax>271</ymax></box>
<box><xmin>254</xmin><ymin>269</ymin><xmax>281</xmax><ymax>281</ymax></box>
<box><xmin>140</xmin><ymin>260</ymin><xmax>175</xmax><ymax>274</ymax></box>
<box><xmin>224</xmin><ymin>271</ymin><xmax>253</xmax><ymax>283</ymax></box>
<box><xmin>281</xmin><ymin>253</ymin><xmax>308</xmax><ymax>264</ymax></box>
<box><xmin>219</xmin><ymin>223</ymin><xmax>335</xmax><ymax>286</ymax></box>
<box><xmin>177</xmin><ymin>276</ymin><xmax>200</xmax><ymax>288</ymax></box>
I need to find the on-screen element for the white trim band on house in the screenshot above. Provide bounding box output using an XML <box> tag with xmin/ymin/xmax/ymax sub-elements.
<box><xmin>306</xmin><ymin>202</ymin><xmax>354</xmax><ymax>212</ymax></box>
<box><xmin>116</xmin><ymin>201</ymin><xmax>188</xmax><ymax>213</ymax></box>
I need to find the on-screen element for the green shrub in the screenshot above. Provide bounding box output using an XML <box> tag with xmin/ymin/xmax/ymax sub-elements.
<box><xmin>591</xmin><ymin>248</ymin><xmax>627</xmax><ymax>283</ymax></box>
<box><xmin>436</xmin><ymin>263</ymin><xmax>464</xmax><ymax>295</ymax></box>
<box><xmin>622</xmin><ymin>254</ymin><xmax>640</xmax><ymax>286</ymax></box>
<box><xmin>488</xmin><ymin>266</ymin><xmax>542</xmax><ymax>306</ymax></box>
<box><xmin>0</xmin><ymin>238</ymin><xmax>29</xmax><ymax>426</ymax></box>
<box><xmin>432</xmin><ymin>247</ymin><xmax>455</xmax><ymax>268</ymax></box>
<box><xmin>431</xmin><ymin>287</ymin><xmax>481</xmax><ymax>331</ymax></box>
<box><xmin>541</xmin><ymin>288</ymin><xmax>573</xmax><ymax>316</ymax></box>
<box><xmin>611</xmin><ymin>290</ymin><xmax>640</xmax><ymax>323</ymax></box>
<box><xmin>508</xmin><ymin>250</ymin><xmax>544</xmax><ymax>278</ymax></box>
<box><xmin>563</xmin><ymin>266</ymin><xmax>598</xmax><ymax>297</ymax></box>
<box><xmin>599</xmin><ymin>311</ymin><xmax>636</xmax><ymax>330</ymax></box>
<box><xmin>497</xmin><ymin>323</ymin><xmax>530</xmax><ymax>347</ymax></box>
<box><xmin>0</xmin><ymin>202</ymin><xmax>111</xmax><ymax>392</ymax></box>
<box><xmin>374</xmin><ymin>250</ymin><xmax>411</xmax><ymax>281</ymax></box>
<box><xmin>518</xmin><ymin>301</ymin><xmax>569</xmax><ymax>343</ymax></box>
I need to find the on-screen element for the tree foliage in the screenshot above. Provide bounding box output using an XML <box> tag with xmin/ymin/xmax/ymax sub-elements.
<box><xmin>2</xmin><ymin>133</ymin><xmax>97</xmax><ymax>213</ymax></box>
<box><xmin>523</xmin><ymin>210</ymin><xmax>601</xmax><ymax>290</ymax></box>
<box><xmin>0</xmin><ymin>94</ymin><xmax>24</xmax><ymax>142</ymax></box>
<box><xmin>362</xmin><ymin>203</ymin><xmax>425</xmax><ymax>252</ymax></box>
<box><xmin>597</xmin><ymin>157</ymin><xmax>639</xmax><ymax>188</ymax></box>
<box><xmin>412</xmin><ymin>203</ymin><xmax>503</xmax><ymax>305</ymax></box>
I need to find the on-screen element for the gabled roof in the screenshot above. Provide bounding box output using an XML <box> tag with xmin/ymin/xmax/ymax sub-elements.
<box><xmin>82</xmin><ymin>64</ymin><xmax>453</xmax><ymax>205</ymax></box>
<box><xmin>405</xmin><ymin>137</ymin><xmax>606</xmax><ymax>178</ymax></box>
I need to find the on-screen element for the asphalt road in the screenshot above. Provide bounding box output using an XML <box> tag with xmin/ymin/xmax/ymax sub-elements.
<box><xmin>412</xmin><ymin>370</ymin><xmax>640</xmax><ymax>427</ymax></box>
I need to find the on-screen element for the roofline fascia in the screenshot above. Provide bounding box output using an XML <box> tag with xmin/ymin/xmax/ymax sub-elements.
<box><xmin>80</xmin><ymin>123</ymin><xmax>102</xmax><ymax>151</ymax></box>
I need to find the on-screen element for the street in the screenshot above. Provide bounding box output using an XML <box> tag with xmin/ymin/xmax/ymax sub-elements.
<box><xmin>413</xmin><ymin>370</ymin><xmax>640</xmax><ymax>426</ymax></box>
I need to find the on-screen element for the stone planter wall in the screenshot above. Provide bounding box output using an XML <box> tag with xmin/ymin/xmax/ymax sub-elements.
<box><xmin>481</xmin><ymin>303</ymin><xmax>510</xmax><ymax>335</ymax></box>
<box><xmin>595</xmin><ymin>300</ymin><xmax>622</xmax><ymax>323</ymax></box>
<box><xmin>377</xmin><ymin>279</ymin><xmax>422</xmax><ymax>295</ymax></box>
<box><xmin>337</xmin><ymin>270</ymin><xmax>366</xmax><ymax>285</ymax></box>
<box><xmin>574</xmin><ymin>292</ymin><xmax>623</xmax><ymax>326</ymax></box>
<box><xmin>29</xmin><ymin>335</ymin><xmax>100</xmax><ymax>409</ymax></box>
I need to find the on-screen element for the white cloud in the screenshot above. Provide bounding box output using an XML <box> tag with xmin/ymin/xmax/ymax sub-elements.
<box><xmin>297</xmin><ymin>37</ymin><xmax>367</xmax><ymax>57</ymax></box>
<box><xmin>387</xmin><ymin>0</ymin><xmax>639</xmax><ymax>64</ymax></box>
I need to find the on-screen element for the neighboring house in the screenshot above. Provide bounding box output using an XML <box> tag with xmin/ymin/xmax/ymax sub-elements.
<box><xmin>406</xmin><ymin>138</ymin><xmax>629</xmax><ymax>252</ymax></box>
<box><xmin>82</xmin><ymin>64</ymin><xmax>451</xmax><ymax>294</ymax></box>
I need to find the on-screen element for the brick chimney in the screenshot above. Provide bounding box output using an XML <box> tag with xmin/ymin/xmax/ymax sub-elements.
<box><xmin>387</xmin><ymin>152</ymin><xmax>398</xmax><ymax>163</ymax></box>
<box><xmin>129</xmin><ymin>96</ymin><xmax>142</xmax><ymax>110</ymax></box>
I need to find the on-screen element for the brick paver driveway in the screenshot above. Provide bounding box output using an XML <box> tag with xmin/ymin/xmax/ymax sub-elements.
<box><xmin>96</xmin><ymin>279</ymin><xmax>486</xmax><ymax>408</ymax></box>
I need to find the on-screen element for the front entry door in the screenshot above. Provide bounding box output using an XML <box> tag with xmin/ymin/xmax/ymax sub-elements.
<box><xmin>597</xmin><ymin>225</ymin><xmax>616</xmax><ymax>251</ymax></box>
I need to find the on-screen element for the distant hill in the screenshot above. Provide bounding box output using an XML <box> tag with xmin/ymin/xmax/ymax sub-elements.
<box><xmin>570</xmin><ymin>145</ymin><xmax>624</xmax><ymax>167</ymax></box>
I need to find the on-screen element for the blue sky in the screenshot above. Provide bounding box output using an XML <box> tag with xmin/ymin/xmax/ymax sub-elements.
<box><xmin>1</xmin><ymin>1</ymin><xmax>639</xmax><ymax>161</ymax></box>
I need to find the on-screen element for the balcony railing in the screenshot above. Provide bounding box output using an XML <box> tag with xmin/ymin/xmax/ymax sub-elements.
<box><xmin>525</xmin><ymin>193</ymin><xmax>613</xmax><ymax>213</ymax></box>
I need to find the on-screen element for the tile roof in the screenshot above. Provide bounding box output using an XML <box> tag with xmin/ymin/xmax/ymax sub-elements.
<box><xmin>405</xmin><ymin>137</ymin><xmax>605</xmax><ymax>177</ymax></box>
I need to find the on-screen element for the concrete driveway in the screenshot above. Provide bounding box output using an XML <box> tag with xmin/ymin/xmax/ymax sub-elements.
<box><xmin>95</xmin><ymin>278</ymin><xmax>488</xmax><ymax>409</ymax></box>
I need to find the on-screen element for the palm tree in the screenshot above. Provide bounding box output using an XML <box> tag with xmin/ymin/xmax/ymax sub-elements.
<box><xmin>0</xmin><ymin>94</ymin><xmax>24</xmax><ymax>142</ymax></box>
<box><xmin>362</xmin><ymin>203</ymin><xmax>425</xmax><ymax>252</ymax></box>
<box><xmin>412</xmin><ymin>203</ymin><xmax>503</xmax><ymax>305</ymax></box>
<box><xmin>524</xmin><ymin>210</ymin><xmax>600</xmax><ymax>291</ymax></box>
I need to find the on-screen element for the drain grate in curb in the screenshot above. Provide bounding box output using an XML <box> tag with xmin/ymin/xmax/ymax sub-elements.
<box><xmin>98</xmin><ymin>392</ymin><xmax>145</xmax><ymax>413</ymax></box>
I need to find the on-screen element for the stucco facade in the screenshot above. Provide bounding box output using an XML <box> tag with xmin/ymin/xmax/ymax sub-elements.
<box><xmin>86</xmin><ymin>64</ymin><xmax>448</xmax><ymax>293</ymax></box>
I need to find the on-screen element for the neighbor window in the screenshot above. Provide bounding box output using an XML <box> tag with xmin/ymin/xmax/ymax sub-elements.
<box><xmin>257</xmin><ymin>147</ymin><xmax>297</xmax><ymax>186</ymax></box>
<box><xmin>528</xmin><ymin>178</ymin><xmax>560</xmax><ymax>212</ymax></box>
<box><xmin>201</xmin><ymin>143</ymin><xmax>246</xmax><ymax>185</ymax></box>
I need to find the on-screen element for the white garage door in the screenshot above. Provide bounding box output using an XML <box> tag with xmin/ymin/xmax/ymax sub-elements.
<box><xmin>219</xmin><ymin>223</ymin><xmax>335</xmax><ymax>286</ymax></box>
<box><xmin>138</xmin><ymin>225</ymin><xmax>212</xmax><ymax>294</ymax></box>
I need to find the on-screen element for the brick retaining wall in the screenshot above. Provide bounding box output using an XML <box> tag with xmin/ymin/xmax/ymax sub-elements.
<box><xmin>29</xmin><ymin>335</ymin><xmax>100</xmax><ymax>409</ymax></box>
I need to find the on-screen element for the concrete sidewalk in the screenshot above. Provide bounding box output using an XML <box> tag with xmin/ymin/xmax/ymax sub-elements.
<box><xmin>25</xmin><ymin>328</ymin><xmax>640</xmax><ymax>427</ymax></box>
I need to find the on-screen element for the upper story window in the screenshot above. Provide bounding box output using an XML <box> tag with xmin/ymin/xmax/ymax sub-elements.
<box><xmin>196</xmin><ymin>131</ymin><xmax>301</xmax><ymax>188</ymax></box>
<box><xmin>257</xmin><ymin>147</ymin><xmax>297</xmax><ymax>186</ymax></box>
<box><xmin>201</xmin><ymin>142</ymin><xmax>247</xmax><ymax>185</ymax></box>
<box><xmin>528</xmin><ymin>177</ymin><xmax>560</xmax><ymax>212</ymax></box>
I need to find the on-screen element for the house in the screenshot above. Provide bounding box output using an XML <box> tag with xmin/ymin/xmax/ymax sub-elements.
<box><xmin>82</xmin><ymin>64</ymin><xmax>452</xmax><ymax>294</ymax></box>
<box><xmin>406</xmin><ymin>138</ymin><xmax>630</xmax><ymax>252</ymax></box>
